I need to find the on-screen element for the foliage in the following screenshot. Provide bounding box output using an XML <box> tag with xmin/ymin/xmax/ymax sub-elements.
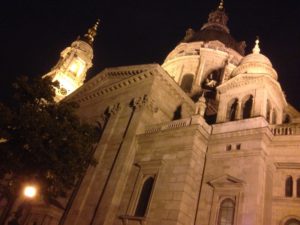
<box><xmin>0</xmin><ymin>76</ymin><xmax>98</xmax><ymax>201</ymax></box>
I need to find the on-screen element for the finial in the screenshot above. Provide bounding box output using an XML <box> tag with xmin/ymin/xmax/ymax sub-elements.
<box><xmin>252</xmin><ymin>36</ymin><xmax>261</xmax><ymax>54</ymax></box>
<box><xmin>218</xmin><ymin>0</ymin><xmax>224</xmax><ymax>10</ymax></box>
<box><xmin>84</xmin><ymin>19</ymin><xmax>100</xmax><ymax>45</ymax></box>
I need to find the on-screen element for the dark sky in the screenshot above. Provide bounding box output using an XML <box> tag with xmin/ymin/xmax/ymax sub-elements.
<box><xmin>1</xmin><ymin>0</ymin><xmax>300</xmax><ymax>109</ymax></box>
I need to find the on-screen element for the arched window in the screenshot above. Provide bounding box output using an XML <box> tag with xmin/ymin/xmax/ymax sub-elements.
<box><xmin>227</xmin><ymin>99</ymin><xmax>238</xmax><ymax>121</ymax></box>
<box><xmin>134</xmin><ymin>177</ymin><xmax>154</xmax><ymax>217</ymax></box>
<box><xmin>285</xmin><ymin>176</ymin><xmax>293</xmax><ymax>197</ymax></box>
<box><xmin>242</xmin><ymin>95</ymin><xmax>253</xmax><ymax>119</ymax></box>
<box><xmin>266</xmin><ymin>100</ymin><xmax>271</xmax><ymax>122</ymax></box>
<box><xmin>297</xmin><ymin>178</ymin><xmax>300</xmax><ymax>198</ymax></box>
<box><xmin>284</xmin><ymin>114</ymin><xmax>291</xmax><ymax>124</ymax></box>
<box><xmin>180</xmin><ymin>74</ymin><xmax>194</xmax><ymax>93</ymax></box>
<box><xmin>285</xmin><ymin>219</ymin><xmax>300</xmax><ymax>225</ymax></box>
<box><xmin>272</xmin><ymin>109</ymin><xmax>277</xmax><ymax>124</ymax></box>
<box><xmin>217</xmin><ymin>198</ymin><xmax>235</xmax><ymax>225</ymax></box>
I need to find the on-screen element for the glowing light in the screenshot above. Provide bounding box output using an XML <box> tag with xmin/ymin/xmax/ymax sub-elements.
<box><xmin>69</xmin><ymin>58</ymin><xmax>85</xmax><ymax>77</ymax></box>
<box><xmin>69</xmin><ymin>63</ymin><xmax>78</xmax><ymax>73</ymax></box>
<box><xmin>23</xmin><ymin>185</ymin><xmax>37</xmax><ymax>198</ymax></box>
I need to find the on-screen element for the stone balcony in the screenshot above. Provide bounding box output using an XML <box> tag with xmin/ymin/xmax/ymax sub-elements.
<box><xmin>270</xmin><ymin>123</ymin><xmax>300</xmax><ymax>136</ymax></box>
<box><xmin>143</xmin><ymin>115</ymin><xmax>211</xmax><ymax>135</ymax></box>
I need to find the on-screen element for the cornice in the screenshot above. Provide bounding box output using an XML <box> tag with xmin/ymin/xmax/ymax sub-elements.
<box><xmin>65</xmin><ymin>64</ymin><xmax>195</xmax><ymax>113</ymax></box>
<box><xmin>274</xmin><ymin>162</ymin><xmax>300</xmax><ymax>169</ymax></box>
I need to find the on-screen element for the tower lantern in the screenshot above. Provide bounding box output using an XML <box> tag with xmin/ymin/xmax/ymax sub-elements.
<box><xmin>44</xmin><ymin>20</ymin><xmax>100</xmax><ymax>102</ymax></box>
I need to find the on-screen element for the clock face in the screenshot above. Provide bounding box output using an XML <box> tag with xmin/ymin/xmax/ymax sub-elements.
<box><xmin>59</xmin><ymin>87</ymin><xmax>68</xmax><ymax>96</ymax></box>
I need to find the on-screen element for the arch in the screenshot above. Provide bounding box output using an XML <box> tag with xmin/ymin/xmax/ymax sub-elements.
<box><xmin>180</xmin><ymin>74</ymin><xmax>194</xmax><ymax>93</ymax></box>
<box><xmin>281</xmin><ymin>216</ymin><xmax>300</xmax><ymax>225</ymax></box>
<box><xmin>285</xmin><ymin>176</ymin><xmax>293</xmax><ymax>197</ymax></box>
<box><xmin>217</xmin><ymin>198</ymin><xmax>235</xmax><ymax>225</ymax></box>
<box><xmin>242</xmin><ymin>95</ymin><xmax>253</xmax><ymax>119</ymax></box>
<box><xmin>227</xmin><ymin>98</ymin><xmax>238</xmax><ymax>121</ymax></box>
<box><xmin>134</xmin><ymin>177</ymin><xmax>155</xmax><ymax>217</ymax></box>
<box><xmin>285</xmin><ymin>219</ymin><xmax>300</xmax><ymax>225</ymax></box>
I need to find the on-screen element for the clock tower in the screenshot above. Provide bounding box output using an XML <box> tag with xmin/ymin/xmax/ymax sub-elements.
<box><xmin>44</xmin><ymin>20</ymin><xmax>99</xmax><ymax>102</ymax></box>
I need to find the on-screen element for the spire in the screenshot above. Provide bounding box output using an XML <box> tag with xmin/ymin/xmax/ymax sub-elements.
<box><xmin>218</xmin><ymin>0</ymin><xmax>224</xmax><ymax>10</ymax></box>
<box><xmin>83</xmin><ymin>19</ymin><xmax>100</xmax><ymax>45</ymax></box>
<box><xmin>252</xmin><ymin>36</ymin><xmax>261</xmax><ymax>54</ymax></box>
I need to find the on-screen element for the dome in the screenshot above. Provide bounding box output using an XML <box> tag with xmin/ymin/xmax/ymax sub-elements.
<box><xmin>241</xmin><ymin>52</ymin><xmax>272</xmax><ymax>66</ymax></box>
<box><xmin>185</xmin><ymin>29</ymin><xmax>246</xmax><ymax>56</ymax></box>
<box><xmin>232</xmin><ymin>39</ymin><xmax>278</xmax><ymax>80</ymax></box>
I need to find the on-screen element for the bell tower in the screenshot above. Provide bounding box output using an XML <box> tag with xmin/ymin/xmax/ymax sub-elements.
<box><xmin>44</xmin><ymin>20</ymin><xmax>99</xmax><ymax>101</ymax></box>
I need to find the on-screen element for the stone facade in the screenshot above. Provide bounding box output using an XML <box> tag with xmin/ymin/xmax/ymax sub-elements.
<box><xmin>3</xmin><ymin>2</ymin><xmax>300</xmax><ymax>225</ymax></box>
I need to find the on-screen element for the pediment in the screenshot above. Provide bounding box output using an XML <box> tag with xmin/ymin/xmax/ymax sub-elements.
<box><xmin>65</xmin><ymin>64</ymin><xmax>195</xmax><ymax>113</ymax></box>
<box><xmin>73</xmin><ymin>64</ymin><xmax>158</xmax><ymax>97</ymax></box>
<box><xmin>65</xmin><ymin>64</ymin><xmax>161</xmax><ymax>103</ymax></box>
<box><xmin>217</xmin><ymin>74</ymin><xmax>287</xmax><ymax>106</ymax></box>
<box><xmin>218</xmin><ymin>74</ymin><xmax>280</xmax><ymax>93</ymax></box>
<box><xmin>208</xmin><ymin>174</ymin><xmax>245</xmax><ymax>188</ymax></box>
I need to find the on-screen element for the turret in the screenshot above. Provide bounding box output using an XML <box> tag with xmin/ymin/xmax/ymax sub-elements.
<box><xmin>44</xmin><ymin>20</ymin><xmax>100</xmax><ymax>101</ymax></box>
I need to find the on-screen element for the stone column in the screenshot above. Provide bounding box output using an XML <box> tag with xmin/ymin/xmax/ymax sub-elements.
<box><xmin>63</xmin><ymin>103</ymin><xmax>123</xmax><ymax>225</ymax></box>
<box><xmin>91</xmin><ymin>95</ymin><xmax>148</xmax><ymax>225</ymax></box>
<box><xmin>293</xmin><ymin>176</ymin><xmax>297</xmax><ymax>198</ymax></box>
<box><xmin>269</xmin><ymin>107</ymin><xmax>273</xmax><ymax>124</ymax></box>
<box><xmin>235</xmin><ymin>100</ymin><xmax>242</xmax><ymax>120</ymax></box>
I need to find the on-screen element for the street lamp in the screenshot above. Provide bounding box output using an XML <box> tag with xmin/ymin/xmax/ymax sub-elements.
<box><xmin>7</xmin><ymin>184</ymin><xmax>38</xmax><ymax>225</ymax></box>
<box><xmin>23</xmin><ymin>185</ymin><xmax>37</xmax><ymax>199</ymax></box>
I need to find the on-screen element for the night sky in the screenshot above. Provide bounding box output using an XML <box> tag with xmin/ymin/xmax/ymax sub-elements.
<box><xmin>1</xmin><ymin>0</ymin><xmax>300</xmax><ymax>110</ymax></box>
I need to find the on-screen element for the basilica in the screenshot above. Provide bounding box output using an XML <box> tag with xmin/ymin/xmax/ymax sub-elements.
<box><xmin>3</xmin><ymin>1</ymin><xmax>300</xmax><ymax>225</ymax></box>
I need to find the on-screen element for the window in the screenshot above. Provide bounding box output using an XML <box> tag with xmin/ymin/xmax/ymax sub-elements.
<box><xmin>180</xmin><ymin>74</ymin><xmax>194</xmax><ymax>93</ymax></box>
<box><xmin>285</xmin><ymin>219</ymin><xmax>300</xmax><ymax>225</ymax></box>
<box><xmin>227</xmin><ymin>99</ymin><xmax>238</xmax><ymax>121</ymax></box>
<box><xmin>285</xmin><ymin>176</ymin><xmax>293</xmax><ymax>197</ymax></box>
<box><xmin>242</xmin><ymin>95</ymin><xmax>253</xmax><ymax>119</ymax></box>
<box><xmin>236</xmin><ymin>144</ymin><xmax>241</xmax><ymax>150</ymax></box>
<box><xmin>134</xmin><ymin>177</ymin><xmax>154</xmax><ymax>217</ymax></box>
<box><xmin>226</xmin><ymin>145</ymin><xmax>232</xmax><ymax>151</ymax></box>
<box><xmin>297</xmin><ymin>178</ymin><xmax>300</xmax><ymax>197</ymax></box>
<box><xmin>217</xmin><ymin>199</ymin><xmax>235</xmax><ymax>225</ymax></box>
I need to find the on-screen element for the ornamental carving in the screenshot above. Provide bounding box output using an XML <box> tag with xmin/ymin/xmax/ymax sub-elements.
<box><xmin>107</xmin><ymin>103</ymin><xmax>122</xmax><ymax>115</ymax></box>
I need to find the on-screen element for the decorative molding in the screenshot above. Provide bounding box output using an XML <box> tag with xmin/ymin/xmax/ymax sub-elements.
<box><xmin>274</xmin><ymin>162</ymin><xmax>300</xmax><ymax>169</ymax></box>
<box><xmin>208</xmin><ymin>174</ymin><xmax>245</xmax><ymax>188</ymax></box>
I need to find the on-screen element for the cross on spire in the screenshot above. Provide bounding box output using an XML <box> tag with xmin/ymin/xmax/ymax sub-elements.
<box><xmin>252</xmin><ymin>36</ymin><xmax>261</xmax><ymax>54</ymax></box>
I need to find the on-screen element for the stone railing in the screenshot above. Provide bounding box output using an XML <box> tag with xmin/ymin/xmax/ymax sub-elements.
<box><xmin>145</xmin><ymin>117</ymin><xmax>193</xmax><ymax>134</ymax></box>
<box><xmin>270</xmin><ymin>124</ymin><xmax>300</xmax><ymax>136</ymax></box>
